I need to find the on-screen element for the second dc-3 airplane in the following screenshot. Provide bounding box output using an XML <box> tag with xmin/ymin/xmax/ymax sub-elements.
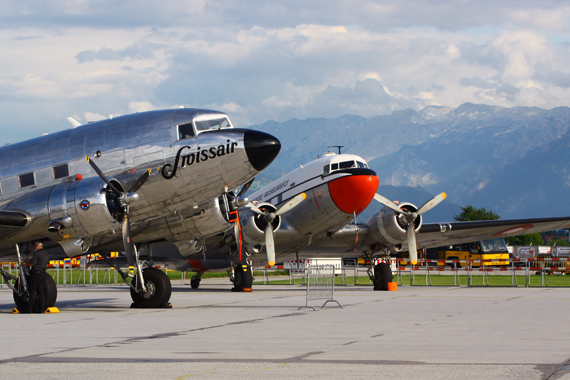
<box><xmin>0</xmin><ymin>108</ymin><xmax>281</xmax><ymax>311</ymax></box>
<box><xmin>141</xmin><ymin>147</ymin><xmax>570</xmax><ymax>292</ymax></box>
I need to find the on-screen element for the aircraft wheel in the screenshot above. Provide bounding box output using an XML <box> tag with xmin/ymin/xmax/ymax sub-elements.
<box><xmin>190</xmin><ymin>276</ymin><xmax>201</xmax><ymax>289</ymax></box>
<box><xmin>45</xmin><ymin>273</ymin><xmax>57</xmax><ymax>308</ymax></box>
<box><xmin>373</xmin><ymin>263</ymin><xmax>392</xmax><ymax>291</ymax></box>
<box><xmin>13</xmin><ymin>275</ymin><xmax>52</xmax><ymax>313</ymax></box>
<box><xmin>130</xmin><ymin>268</ymin><xmax>172</xmax><ymax>308</ymax></box>
<box><xmin>233</xmin><ymin>264</ymin><xmax>253</xmax><ymax>292</ymax></box>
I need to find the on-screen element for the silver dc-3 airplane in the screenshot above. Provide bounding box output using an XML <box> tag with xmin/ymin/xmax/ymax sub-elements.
<box><xmin>0</xmin><ymin>108</ymin><xmax>281</xmax><ymax>310</ymax></box>
<box><xmin>139</xmin><ymin>147</ymin><xmax>570</xmax><ymax>292</ymax></box>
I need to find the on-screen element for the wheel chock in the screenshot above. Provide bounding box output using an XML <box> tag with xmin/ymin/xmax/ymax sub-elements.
<box><xmin>162</xmin><ymin>303</ymin><xmax>172</xmax><ymax>309</ymax></box>
<box><xmin>45</xmin><ymin>307</ymin><xmax>59</xmax><ymax>314</ymax></box>
<box><xmin>243</xmin><ymin>288</ymin><xmax>253</xmax><ymax>292</ymax></box>
<box><xmin>11</xmin><ymin>308</ymin><xmax>19</xmax><ymax>314</ymax></box>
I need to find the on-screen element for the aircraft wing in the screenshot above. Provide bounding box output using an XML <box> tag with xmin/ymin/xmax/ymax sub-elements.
<box><xmin>416</xmin><ymin>216</ymin><xmax>570</xmax><ymax>249</ymax></box>
<box><xmin>293</xmin><ymin>215</ymin><xmax>570</xmax><ymax>257</ymax></box>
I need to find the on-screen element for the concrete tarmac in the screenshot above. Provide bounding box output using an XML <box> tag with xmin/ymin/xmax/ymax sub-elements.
<box><xmin>0</xmin><ymin>280</ymin><xmax>569</xmax><ymax>379</ymax></box>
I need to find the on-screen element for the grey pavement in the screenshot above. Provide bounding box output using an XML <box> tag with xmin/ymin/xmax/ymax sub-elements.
<box><xmin>0</xmin><ymin>280</ymin><xmax>569</xmax><ymax>379</ymax></box>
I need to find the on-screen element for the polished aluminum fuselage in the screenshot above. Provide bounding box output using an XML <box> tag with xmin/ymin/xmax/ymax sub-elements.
<box><xmin>0</xmin><ymin>109</ymin><xmax>272</xmax><ymax>259</ymax></box>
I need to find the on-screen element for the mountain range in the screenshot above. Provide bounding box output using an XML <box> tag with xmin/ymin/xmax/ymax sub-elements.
<box><xmin>246</xmin><ymin>103</ymin><xmax>570</xmax><ymax>224</ymax></box>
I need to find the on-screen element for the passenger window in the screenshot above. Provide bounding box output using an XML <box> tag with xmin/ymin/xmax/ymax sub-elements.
<box><xmin>178</xmin><ymin>123</ymin><xmax>195</xmax><ymax>140</ymax></box>
<box><xmin>19</xmin><ymin>173</ymin><xmax>35</xmax><ymax>188</ymax></box>
<box><xmin>53</xmin><ymin>164</ymin><xmax>69</xmax><ymax>179</ymax></box>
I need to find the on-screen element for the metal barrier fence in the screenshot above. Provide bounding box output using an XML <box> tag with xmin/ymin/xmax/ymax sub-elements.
<box><xmin>395</xmin><ymin>258</ymin><xmax>570</xmax><ymax>287</ymax></box>
<box><xmin>299</xmin><ymin>265</ymin><xmax>343</xmax><ymax>310</ymax></box>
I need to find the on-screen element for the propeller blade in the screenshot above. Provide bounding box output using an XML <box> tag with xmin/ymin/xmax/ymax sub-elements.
<box><xmin>373</xmin><ymin>193</ymin><xmax>405</xmax><ymax>215</ymax></box>
<box><xmin>264</xmin><ymin>225</ymin><xmax>275</xmax><ymax>266</ymax></box>
<box><xmin>244</xmin><ymin>202</ymin><xmax>264</xmax><ymax>215</ymax></box>
<box><xmin>407</xmin><ymin>226</ymin><xmax>418</xmax><ymax>265</ymax></box>
<box><xmin>122</xmin><ymin>210</ymin><xmax>135</xmax><ymax>267</ymax></box>
<box><xmin>86</xmin><ymin>156</ymin><xmax>123</xmax><ymax>197</ymax></box>
<box><xmin>276</xmin><ymin>193</ymin><xmax>306</xmax><ymax>216</ymax></box>
<box><xmin>416</xmin><ymin>192</ymin><xmax>447</xmax><ymax>216</ymax></box>
<box><xmin>128</xmin><ymin>169</ymin><xmax>151</xmax><ymax>193</ymax></box>
<box><xmin>238</xmin><ymin>177</ymin><xmax>255</xmax><ymax>197</ymax></box>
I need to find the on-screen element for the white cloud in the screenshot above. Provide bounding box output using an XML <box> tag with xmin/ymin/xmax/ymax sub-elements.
<box><xmin>1</xmin><ymin>2</ymin><xmax>570</xmax><ymax>142</ymax></box>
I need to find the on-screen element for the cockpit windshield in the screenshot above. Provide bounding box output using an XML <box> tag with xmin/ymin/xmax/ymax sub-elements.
<box><xmin>323</xmin><ymin>159</ymin><xmax>369</xmax><ymax>176</ymax></box>
<box><xmin>195</xmin><ymin>117</ymin><xmax>232</xmax><ymax>132</ymax></box>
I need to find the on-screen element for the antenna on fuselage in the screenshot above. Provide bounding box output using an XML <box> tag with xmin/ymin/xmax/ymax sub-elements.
<box><xmin>327</xmin><ymin>145</ymin><xmax>344</xmax><ymax>154</ymax></box>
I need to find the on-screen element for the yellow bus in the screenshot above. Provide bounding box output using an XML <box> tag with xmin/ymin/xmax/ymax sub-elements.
<box><xmin>431</xmin><ymin>239</ymin><xmax>510</xmax><ymax>268</ymax></box>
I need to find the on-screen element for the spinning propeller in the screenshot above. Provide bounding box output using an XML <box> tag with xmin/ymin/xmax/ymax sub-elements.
<box><xmin>86</xmin><ymin>156</ymin><xmax>151</xmax><ymax>266</ymax></box>
<box><xmin>373</xmin><ymin>192</ymin><xmax>447</xmax><ymax>265</ymax></box>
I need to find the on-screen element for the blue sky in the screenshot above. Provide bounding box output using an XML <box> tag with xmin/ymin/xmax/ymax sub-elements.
<box><xmin>1</xmin><ymin>0</ymin><xmax>570</xmax><ymax>142</ymax></box>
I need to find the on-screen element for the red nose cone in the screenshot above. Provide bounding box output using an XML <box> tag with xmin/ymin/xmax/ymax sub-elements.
<box><xmin>328</xmin><ymin>174</ymin><xmax>379</xmax><ymax>214</ymax></box>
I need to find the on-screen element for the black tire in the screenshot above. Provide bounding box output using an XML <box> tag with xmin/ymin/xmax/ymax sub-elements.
<box><xmin>233</xmin><ymin>264</ymin><xmax>253</xmax><ymax>291</ymax></box>
<box><xmin>13</xmin><ymin>275</ymin><xmax>51</xmax><ymax>313</ymax></box>
<box><xmin>45</xmin><ymin>273</ymin><xmax>57</xmax><ymax>308</ymax></box>
<box><xmin>373</xmin><ymin>263</ymin><xmax>392</xmax><ymax>291</ymax></box>
<box><xmin>190</xmin><ymin>276</ymin><xmax>201</xmax><ymax>289</ymax></box>
<box><xmin>130</xmin><ymin>268</ymin><xmax>172</xmax><ymax>308</ymax></box>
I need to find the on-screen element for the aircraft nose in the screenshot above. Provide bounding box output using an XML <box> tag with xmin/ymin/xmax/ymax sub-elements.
<box><xmin>328</xmin><ymin>171</ymin><xmax>379</xmax><ymax>214</ymax></box>
<box><xmin>244</xmin><ymin>130</ymin><xmax>281</xmax><ymax>171</ymax></box>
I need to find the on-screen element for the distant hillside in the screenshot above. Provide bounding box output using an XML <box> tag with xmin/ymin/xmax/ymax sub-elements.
<box><xmin>247</xmin><ymin>103</ymin><xmax>570</xmax><ymax>222</ymax></box>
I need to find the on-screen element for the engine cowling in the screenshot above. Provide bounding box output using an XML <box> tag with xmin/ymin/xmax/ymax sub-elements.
<box><xmin>240</xmin><ymin>203</ymin><xmax>281</xmax><ymax>245</ymax></box>
<box><xmin>48</xmin><ymin>176</ymin><xmax>121</xmax><ymax>237</ymax></box>
<box><xmin>365</xmin><ymin>202</ymin><xmax>422</xmax><ymax>250</ymax></box>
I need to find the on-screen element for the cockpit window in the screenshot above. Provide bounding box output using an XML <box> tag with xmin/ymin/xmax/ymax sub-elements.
<box><xmin>178</xmin><ymin>123</ymin><xmax>195</xmax><ymax>140</ymax></box>
<box><xmin>323</xmin><ymin>159</ymin><xmax>369</xmax><ymax>176</ymax></box>
<box><xmin>195</xmin><ymin>117</ymin><xmax>231</xmax><ymax>132</ymax></box>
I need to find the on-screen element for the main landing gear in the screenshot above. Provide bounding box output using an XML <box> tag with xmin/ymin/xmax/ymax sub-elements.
<box><xmin>0</xmin><ymin>244</ymin><xmax>58</xmax><ymax>313</ymax></box>
<box><xmin>10</xmin><ymin>273</ymin><xmax>57</xmax><ymax>313</ymax></box>
<box><xmin>130</xmin><ymin>267</ymin><xmax>172</xmax><ymax>308</ymax></box>
<box><xmin>231</xmin><ymin>263</ymin><xmax>253</xmax><ymax>292</ymax></box>
<box><xmin>100</xmin><ymin>254</ymin><xmax>172</xmax><ymax>309</ymax></box>
<box><xmin>364</xmin><ymin>252</ymin><xmax>393</xmax><ymax>291</ymax></box>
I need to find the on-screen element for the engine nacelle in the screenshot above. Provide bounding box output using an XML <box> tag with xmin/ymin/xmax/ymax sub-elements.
<box><xmin>48</xmin><ymin>176</ymin><xmax>120</xmax><ymax>237</ymax></box>
<box><xmin>365</xmin><ymin>202</ymin><xmax>422</xmax><ymax>250</ymax></box>
<box><xmin>240</xmin><ymin>203</ymin><xmax>281</xmax><ymax>245</ymax></box>
<box><xmin>2</xmin><ymin>176</ymin><xmax>121</xmax><ymax>256</ymax></box>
